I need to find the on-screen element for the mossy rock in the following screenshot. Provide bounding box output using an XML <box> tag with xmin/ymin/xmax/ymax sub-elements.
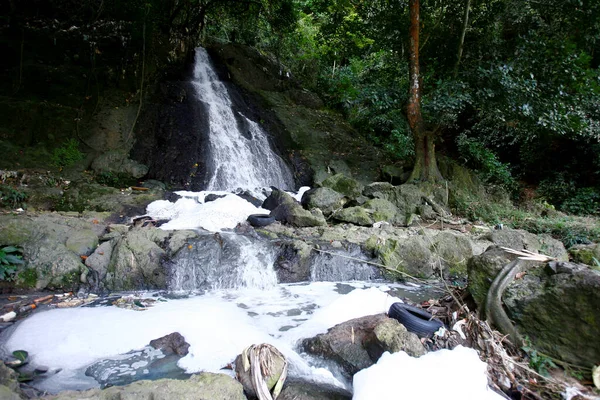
<box><xmin>367</xmin><ymin>236</ymin><xmax>435</xmax><ymax>278</ymax></box>
<box><xmin>467</xmin><ymin>246</ymin><xmax>514</xmax><ymax>306</ymax></box>
<box><xmin>430</xmin><ymin>231</ymin><xmax>474</xmax><ymax>276</ymax></box>
<box><xmin>321</xmin><ymin>174</ymin><xmax>363</xmax><ymax>200</ymax></box>
<box><xmin>333</xmin><ymin>207</ymin><xmax>373</xmax><ymax>226</ymax></box>
<box><xmin>569</xmin><ymin>244</ymin><xmax>600</xmax><ymax>267</ymax></box>
<box><xmin>363</xmin><ymin>198</ymin><xmax>400</xmax><ymax>224</ymax></box>
<box><xmin>301</xmin><ymin>187</ymin><xmax>347</xmax><ymax>216</ymax></box>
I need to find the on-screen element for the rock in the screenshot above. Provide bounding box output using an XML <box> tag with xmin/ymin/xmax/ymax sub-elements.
<box><xmin>65</xmin><ymin>229</ymin><xmax>99</xmax><ymax>256</ymax></box>
<box><xmin>468</xmin><ymin>247</ymin><xmax>600</xmax><ymax>368</ymax></box>
<box><xmin>569</xmin><ymin>243</ymin><xmax>600</xmax><ymax>266</ymax></box>
<box><xmin>430</xmin><ymin>231</ymin><xmax>474</xmax><ymax>275</ymax></box>
<box><xmin>44</xmin><ymin>372</ymin><xmax>246</xmax><ymax>400</ymax></box>
<box><xmin>271</xmin><ymin>203</ymin><xmax>327</xmax><ymax>227</ymax></box>
<box><xmin>332</xmin><ymin>206</ymin><xmax>373</xmax><ymax>226</ymax></box>
<box><xmin>301</xmin><ymin>187</ymin><xmax>347</xmax><ymax>216</ymax></box>
<box><xmin>85</xmin><ymin>241</ymin><xmax>115</xmax><ymax>282</ymax></box>
<box><xmin>467</xmin><ymin>246</ymin><xmax>516</xmax><ymax>306</ymax></box>
<box><xmin>274</xmin><ymin>241</ymin><xmax>313</xmax><ymax>283</ymax></box>
<box><xmin>149</xmin><ymin>332</ymin><xmax>190</xmax><ymax>356</ymax></box>
<box><xmin>373</xmin><ymin>318</ymin><xmax>427</xmax><ymax>357</ymax></box>
<box><xmin>363</xmin><ymin>198</ymin><xmax>400</xmax><ymax>224</ymax></box>
<box><xmin>362</xmin><ymin>183</ymin><xmax>431</xmax><ymax>224</ymax></box>
<box><xmin>366</xmin><ymin>236</ymin><xmax>436</xmax><ymax>278</ymax></box>
<box><xmin>302</xmin><ymin>314</ymin><xmax>425</xmax><ymax>378</ymax></box>
<box><xmin>278</xmin><ymin>378</ymin><xmax>352</xmax><ymax>400</ymax></box>
<box><xmin>263</xmin><ymin>188</ymin><xmax>297</xmax><ymax>211</ymax></box>
<box><xmin>204</xmin><ymin>194</ymin><xmax>226</xmax><ymax>202</ymax></box>
<box><xmin>167</xmin><ymin>230</ymin><xmax>199</xmax><ymax>254</ymax></box>
<box><xmin>485</xmin><ymin>228</ymin><xmax>568</xmax><ymax>261</ymax></box>
<box><xmin>0</xmin><ymin>362</ymin><xmax>23</xmax><ymax>399</ymax></box>
<box><xmin>503</xmin><ymin>261</ymin><xmax>600</xmax><ymax>368</ymax></box>
<box><xmin>104</xmin><ymin>228</ymin><xmax>170</xmax><ymax>290</ymax></box>
<box><xmin>321</xmin><ymin>174</ymin><xmax>363</xmax><ymax>200</ymax></box>
<box><xmin>91</xmin><ymin>150</ymin><xmax>149</xmax><ymax>179</ymax></box>
<box><xmin>236</xmin><ymin>191</ymin><xmax>263</xmax><ymax>207</ymax></box>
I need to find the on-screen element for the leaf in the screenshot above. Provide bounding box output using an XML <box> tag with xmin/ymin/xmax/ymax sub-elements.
<box><xmin>4</xmin><ymin>255</ymin><xmax>24</xmax><ymax>265</ymax></box>
<box><xmin>1</xmin><ymin>246</ymin><xmax>21</xmax><ymax>253</ymax></box>
<box><xmin>12</xmin><ymin>350</ymin><xmax>28</xmax><ymax>362</ymax></box>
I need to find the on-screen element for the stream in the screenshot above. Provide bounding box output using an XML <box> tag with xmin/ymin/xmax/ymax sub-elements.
<box><xmin>1</xmin><ymin>47</ymin><xmax>502</xmax><ymax>399</ymax></box>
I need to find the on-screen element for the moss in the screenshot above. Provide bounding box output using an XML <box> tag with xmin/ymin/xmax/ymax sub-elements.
<box><xmin>16</xmin><ymin>268</ymin><xmax>38</xmax><ymax>289</ymax></box>
<box><xmin>256</xmin><ymin>229</ymin><xmax>279</xmax><ymax>240</ymax></box>
<box><xmin>60</xmin><ymin>269</ymin><xmax>81</xmax><ymax>290</ymax></box>
<box><xmin>321</xmin><ymin>174</ymin><xmax>363</xmax><ymax>199</ymax></box>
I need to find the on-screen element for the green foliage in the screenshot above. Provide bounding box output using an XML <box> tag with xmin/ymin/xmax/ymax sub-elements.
<box><xmin>538</xmin><ymin>175</ymin><xmax>600</xmax><ymax>216</ymax></box>
<box><xmin>0</xmin><ymin>185</ymin><xmax>27</xmax><ymax>209</ymax></box>
<box><xmin>95</xmin><ymin>171</ymin><xmax>137</xmax><ymax>188</ymax></box>
<box><xmin>522</xmin><ymin>337</ymin><xmax>557</xmax><ymax>377</ymax></box>
<box><xmin>456</xmin><ymin>134</ymin><xmax>517</xmax><ymax>192</ymax></box>
<box><xmin>51</xmin><ymin>139</ymin><xmax>84</xmax><ymax>168</ymax></box>
<box><xmin>0</xmin><ymin>246</ymin><xmax>24</xmax><ymax>281</ymax></box>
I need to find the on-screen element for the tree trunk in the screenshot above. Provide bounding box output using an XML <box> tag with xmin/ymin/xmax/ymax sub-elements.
<box><xmin>407</xmin><ymin>0</ymin><xmax>443</xmax><ymax>183</ymax></box>
<box><xmin>453</xmin><ymin>0</ymin><xmax>471</xmax><ymax>77</ymax></box>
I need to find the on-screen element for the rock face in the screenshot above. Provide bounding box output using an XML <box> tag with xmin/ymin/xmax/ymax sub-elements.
<box><xmin>91</xmin><ymin>150</ymin><xmax>149</xmax><ymax>179</ymax></box>
<box><xmin>484</xmin><ymin>228</ymin><xmax>568</xmax><ymax>261</ymax></box>
<box><xmin>301</xmin><ymin>187</ymin><xmax>347</xmax><ymax>216</ymax></box>
<box><xmin>302</xmin><ymin>314</ymin><xmax>425</xmax><ymax>377</ymax></box>
<box><xmin>271</xmin><ymin>202</ymin><xmax>327</xmax><ymax>227</ymax></box>
<box><xmin>468</xmin><ymin>247</ymin><xmax>600</xmax><ymax>368</ymax></box>
<box><xmin>44</xmin><ymin>373</ymin><xmax>246</xmax><ymax>400</ymax></box>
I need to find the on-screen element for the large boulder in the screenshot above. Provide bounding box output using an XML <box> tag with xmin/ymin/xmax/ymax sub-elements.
<box><xmin>430</xmin><ymin>230</ymin><xmax>474</xmax><ymax>275</ymax></box>
<box><xmin>484</xmin><ymin>228</ymin><xmax>568</xmax><ymax>261</ymax></box>
<box><xmin>0</xmin><ymin>212</ymin><xmax>107</xmax><ymax>290</ymax></box>
<box><xmin>91</xmin><ymin>149</ymin><xmax>149</xmax><ymax>179</ymax></box>
<box><xmin>302</xmin><ymin>314</ymin><xmax>425</xmax><ymax>378</ymax></box>
<box><xmin>365</xmin><ymin>236</ymin><xmax>436</xmax><ymax>278</ymax></box>
<box><xmin>362</xmin><ymin>183</ymin><xmax>448</xmax><ymax>223</ymax></box>
<box><xmin>332</xmin><ymin>206</ymin><xmax>373</xmax><ymax>226</ymax></box>
<box><xmin>271</xmin><ymin>203</ymin><xmax>327</xmax><ymax>227</ymax></box>
<box><xmin>467</xmin><ymin>246</ymin><xmax>517</xmax><ymax>306</ymax></box>
<box><xmin>362</xmin><ymin>198</ymin><xmax>400</xmax><ymax>224</ymax></box>
<box><xmin>103</xmin><ymin>228</ymin><xmax>170</xmax><ymax>290</ymax></box>
<box><xmin>262</xmin><ymin>188</ymin><xmax>297</xmax><ymax>211</ymax></box>
<box><xmin>503</xmin><ymin>261</ymin><xmax>600</xmax><ymax>368</ymax></box>
<box><xmin>321</xmin><ymin>174</ymin><xmax>363</xmax><ymax>200</ymax></box>
<box><xmin>301</xmin><ymin>187</ymin><xmax>347</xmax><ymax>216</ymax></box>
<box><xmin>44</xmin><ymin>373</ymin><xmax>246</xmax><ymax>400</ymax></box>
<box><xmin>468</xmin><ymin>247</ymin><xmax>600</xmax><ymax>368</ymax></box>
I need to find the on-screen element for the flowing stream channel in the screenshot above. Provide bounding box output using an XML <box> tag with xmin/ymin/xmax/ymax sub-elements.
<box><xmin>0</xmin><ymin>48</ymin><xmax>499</xmax><ymax>399</ymax></box>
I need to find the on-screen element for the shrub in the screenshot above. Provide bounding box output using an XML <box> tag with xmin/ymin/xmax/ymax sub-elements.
<box><xmin>0</xmin><ymin>185</ymin><xmax>27</xmax><ymax>208</ymax></box>
<box><xmin>51</xmin><ymin>139</ymin><xmax>84</xmax><ymax>168</ymax></box>
<box><xmin>0</xmin><ymin>246</ymin><xmax>24</xmax><ymax>281</ymax></box>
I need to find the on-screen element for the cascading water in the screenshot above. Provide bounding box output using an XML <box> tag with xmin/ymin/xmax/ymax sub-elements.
<box><xmin>169</xmin><ymin>233</ymin><xmax>278</xmax><ymax>291</ymax></box>
<box><xmin>192</xmin><ymin>47</ymin><xmax>294</xmax><ymax>191</ymax></box>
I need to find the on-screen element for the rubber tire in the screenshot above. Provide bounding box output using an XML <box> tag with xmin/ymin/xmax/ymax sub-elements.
<box><xmin>247</xmin><ymin>214</ymin><xmax>276</xmax><ymax>227</ymax></box>
<box><xmin>388</xmin><ymin>302</ymin><xmax>445</xmax><ymax>338</ymax></box>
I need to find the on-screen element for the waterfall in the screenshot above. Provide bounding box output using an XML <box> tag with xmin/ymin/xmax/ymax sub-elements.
<box><xmin>192</xmin><ymin>47</ymin><xmax>294</xmax><ymax>191</ymax></box>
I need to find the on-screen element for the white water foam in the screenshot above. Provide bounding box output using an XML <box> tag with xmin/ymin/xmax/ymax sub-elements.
<box><xmin>353</xmin><ymin>346</ymin><xmax>504</xmax><ymax>400</ymax></box>
<box><xmin>147</xmin><ymin>194</ymin><xmax>268</xmax><ymax>231</ymax></box>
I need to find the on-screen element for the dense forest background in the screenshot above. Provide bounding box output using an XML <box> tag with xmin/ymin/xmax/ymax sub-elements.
<box><xmin>2</xmin><ymin>0</ymin><xmax>599</xmax><ymax>216</ymax></box>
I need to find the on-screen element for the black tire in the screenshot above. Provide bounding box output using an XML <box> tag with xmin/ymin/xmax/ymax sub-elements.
<box><xmin>388</xmin><ymin>302</ymin><xmax>445</xmax><ymax>338</ymax></box>
<box><xmin>247</xmin><ymin>214</ymin><xmax>276</xmax><ymax>227</ymax></box>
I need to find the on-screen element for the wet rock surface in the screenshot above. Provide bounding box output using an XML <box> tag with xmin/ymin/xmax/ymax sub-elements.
<box><xmin>302</xmin><ymin>314</ymin><xmax>425</xmax><ymax>378</ymax></box>
<box><xmin>278</xmin><ymin>378</ymin><xmax>352</xmax><ymax>400</ymax></box>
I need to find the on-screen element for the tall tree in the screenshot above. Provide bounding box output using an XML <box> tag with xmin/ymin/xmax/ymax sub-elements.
<box><xmin>407</xmin><ymin>0</ymin><xmax>443</xmax><ymax>182</ymax></box>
